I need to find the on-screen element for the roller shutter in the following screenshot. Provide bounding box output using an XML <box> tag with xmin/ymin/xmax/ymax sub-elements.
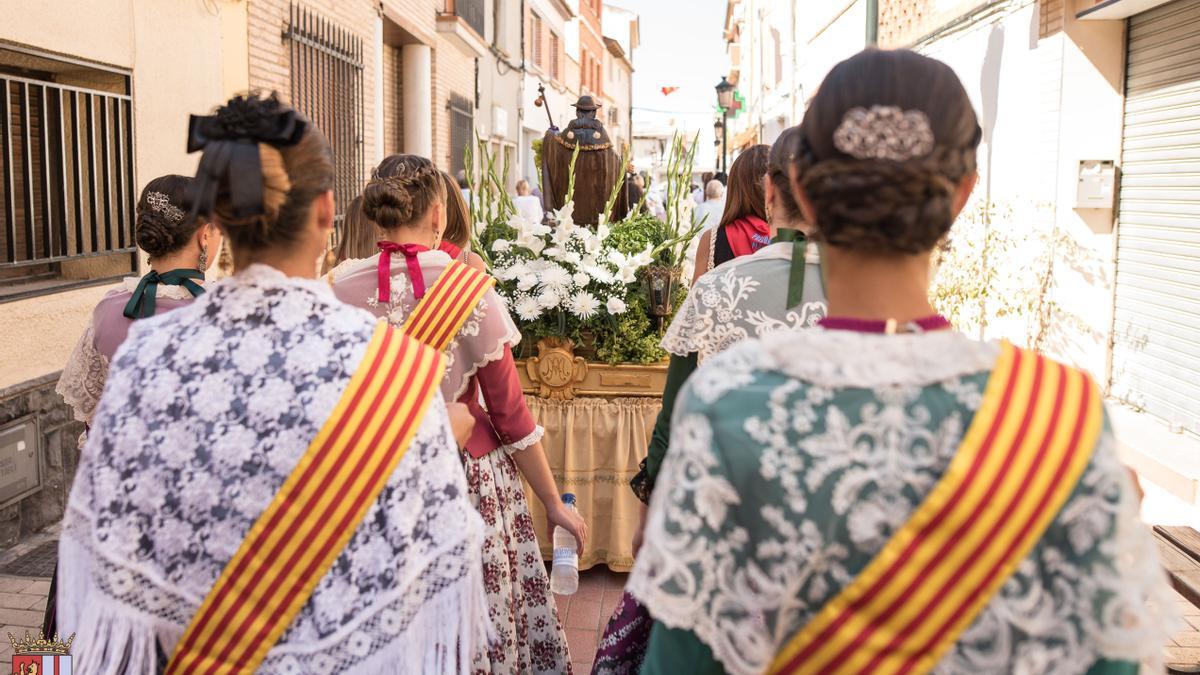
<box><xmin>1112</xmin><ymin>0</ymin><xmax>1200</xmax><ymax>430</ymax></box>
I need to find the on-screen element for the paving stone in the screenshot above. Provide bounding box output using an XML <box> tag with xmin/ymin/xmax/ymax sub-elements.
<box><xmin>565</xmin><ymin>598</ymin><xmax>602</xmax><ymax>631</ymax></box>
<box><xmin>0</xmin><ymin>579</ymin><xmax>33</xmax><ymax>595</ymax></box>
<box><xmin>0</xmin><ymin>593</ymin><xmax>41</xmax><ymax>611</ymax></box>
<box><xmin>0</xmin><ymin>608</ymin><xmax>44</xmax><ymax>628</ymax></box>
<box><xmin>23</xmin><ymin>581</ymin><xmax>50</xmax><ymax>597</ymax></box>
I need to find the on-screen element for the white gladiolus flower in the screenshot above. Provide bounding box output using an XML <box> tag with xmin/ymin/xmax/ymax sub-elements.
<box><xmin>569</xmin><ymin>291</ymin><xmax>601</xmax><ymax>319</ymax></box>
<box><xmin>492</xmin><ymin>239</ymin><xmax>512</xmax><ymax>253</ymax></box>
<box><xmin>562</xmin><ymin>251</ymin><xmax>582</xmax><ymax>265</ymax></box>
<box><xmin>537</xmin><ymin>288</ymin><xmax>560</xmax><ymax>309</ymax></box>
<box><xmin>596</xmin><ymin>219</ymin><xmax>611</xmax><ymax>242</ymax></box>
<box><xmin>632</xmin><ymin>245</ymin><xmax>655</xmax><ymax>268</ymax></box>
<box><xmin>617</xmin><ymin>265</ymin><xmax>638</xmax><ymax>284</ymax></box>
<box><xmin>517</xmin><ymin>275</ymin><xmax>538</xmax><ymax>291</ymax></box>
<box><xmin>507</xmin><ymin>212</ymin><xmax>530</xmax><ymax>233</ymax></box>
<box><xmin>515</xmin><ymin>296</ymin><xmax>542</xmax><ymax>321</ymax></box>
<box><xmin>606</xmin><ymin>296</ymin><xmax>627</xmax><ymax>314</ymax></box>
<box><xmin>572</xmin><ymin>272</ymin><xmax>591</xmax><ymax>287</ymax></box>
<box><xmin>544</xmin><ymin>247</ymin><xmax>563</xmax><ymax>259</ymax></box>
<box><xmin>552</xmin><ymin>223</ymin><xmax>575</xmax><ymax>247</ymax></box>
<box><xmin>582</xmin><ymin>233</ymin><xmax>602</xmax><ymax>254</ymax></box>
<box><xmin>581</xmin><ymin>254</ymin><xmax>599</xmax><ymax>268</ymax></box>
<box><xmin>554</xmin><ymin>201</ymin><xmax>576</xmax><ymax>230</ymax></box>
<box><xmin>523</xmin><ymin>236</ymin><xmax>546</xmax><ymax>256</ymax></box>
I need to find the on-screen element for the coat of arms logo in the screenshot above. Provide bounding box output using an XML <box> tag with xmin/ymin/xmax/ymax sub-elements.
<box><xmin>8</xmin><ymin>631</ymin><xmax>73</xmax><ymax>675</ymax></box>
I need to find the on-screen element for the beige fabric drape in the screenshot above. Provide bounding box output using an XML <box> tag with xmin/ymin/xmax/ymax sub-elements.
<box><xmin>521</xmin><ymin>395</ymin><xmax>660</xmax><ymax>572</ymax></box>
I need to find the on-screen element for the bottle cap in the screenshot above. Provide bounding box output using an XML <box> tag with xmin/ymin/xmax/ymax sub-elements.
<box><xmin>561</xmin><ymin>493</ymin><xmax>576</xmax><ymax>505</ymax></box>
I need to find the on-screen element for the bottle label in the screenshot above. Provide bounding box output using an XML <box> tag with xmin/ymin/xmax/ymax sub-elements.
<box><xmin>553</xmin><ymin>547</ymin><xmax>578</xmax><ymax>567</ymax></box>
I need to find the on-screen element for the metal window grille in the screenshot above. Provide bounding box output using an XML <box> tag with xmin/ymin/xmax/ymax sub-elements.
<box><xmin>285</xmin><ymin>3</ymin><xmax>365</xmax><ymax>222</ymax></box>
<box><xmin>0</xmin><ymin>72</ymin><xmax>136</xmax><ymax>275</ymax></box>
<box><xmin>449</xmin><ymin>94</ymin><xmax>474</xmax><ymax>176</ymax></box>
<box><xmin>453</xmin><ymin>0</ymin><xmax>486</xmax><ymax>38</ymax></box>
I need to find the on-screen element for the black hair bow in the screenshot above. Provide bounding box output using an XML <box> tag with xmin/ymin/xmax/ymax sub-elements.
<box><xmin>185</xmin><ymin>95</ymin><xmax>307</xmax><ymax>221</ymax></box>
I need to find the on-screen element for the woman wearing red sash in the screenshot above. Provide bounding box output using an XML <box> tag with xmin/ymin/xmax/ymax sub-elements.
<box><xmin>57</xmin><ymin>95</ymin><xmax>489</xmax><ymax>674</ymax></box>
<box><xmin>690</xmin><ymin>144</ymin><xmax>770</xmax><ymax>284</ymax></box>
<box><xmin>331</xmin><ymin>154</ymin><xmax>585</xmax><ymax>674</ymax></box>
<box><xmin>627</xmin><ymin>50</ymin><xmax>1175</xmax><ymax>675</ymax></box>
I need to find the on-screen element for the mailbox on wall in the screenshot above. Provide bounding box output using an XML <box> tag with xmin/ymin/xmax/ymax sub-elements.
<box><xmin>1076</xmin><ymin>159</ymin><xmax>1117</xmax><ymax>209</ymax></box>
<box><xmin>0</xmin><ymin>417</ymin><xmax>42</xmax><ymax>510</ymax></box>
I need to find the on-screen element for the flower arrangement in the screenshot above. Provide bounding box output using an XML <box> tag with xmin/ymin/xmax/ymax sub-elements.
<box><xmin>467</xmin><ymin>133</ymin><xmax>702</xmax><ymax>364</ymax></box>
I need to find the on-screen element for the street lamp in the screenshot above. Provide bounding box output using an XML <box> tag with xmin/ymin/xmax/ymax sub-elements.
<box><xmin>715</xmin><ymin>76</ymin><xmax>734</xmax><ymax>172</ymax></box>
<box><xmin>713</xmin><ymin>117</ymin><xmax>725</xmax><ymax>165</ymax></box>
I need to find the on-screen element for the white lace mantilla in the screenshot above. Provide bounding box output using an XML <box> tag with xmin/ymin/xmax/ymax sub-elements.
<box><xmin>332</xmin><ymin>251</ymin><xmax>521</xmax><ymax>402</ymax></box>
<box><xmin>662</xmin><ymin>243</ymin><xmax>827</xmax><ymax>363</ymax></box>
<box><xmin>60</xmin><ymin>264</ymin><xmax>490</xmax><ymax>674</ymax></box>
<box><xmin>628</xmin><ymin>334</ymin><xmax>1178</xmax><ymax>675</ymax></box>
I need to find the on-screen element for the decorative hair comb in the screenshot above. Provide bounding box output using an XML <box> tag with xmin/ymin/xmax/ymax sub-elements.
<box><xmin>146</xmin><ymin>191</ymin><xmax>185</xmax><ymax>224</ymax></box>
<box><xmin>832</xmin><ymin>105</ymin><xmax>935</xmax><ymax>162</ymax></box>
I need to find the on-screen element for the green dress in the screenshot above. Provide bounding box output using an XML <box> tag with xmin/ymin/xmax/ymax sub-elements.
<box><xmin>628</xmin><ymin>329</ymin><xmax>1176</xmax><ymax>675</ymax></box>
<box><xmin>631</xmin><ymin>239</ymin><xmax>827</xmax><ymax>502</ymax></box>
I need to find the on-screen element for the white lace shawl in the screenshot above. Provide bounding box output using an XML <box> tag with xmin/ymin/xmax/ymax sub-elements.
<box><xmin>59</xmin><ymin>264</ymin><xmax>491</xmax><ymax>674</ymax></box>
<box><xmin>330</xmin><ymin>251</ymin><xmax>522</xmax><ymax>402</ymax></box>
<box><xmin>661</xmin><ymin>243</ymin><xmax>827</xmax><ymax>364</ymax></box>
<box><xmin>629</xmin><ymin>329</ymin><xmax>1178</xmax><ymax>675</ymax></box>
<box><xmin>56</xmin><ymin>279</ymin><xmax>197</xmax><ymax>427</ymax></box>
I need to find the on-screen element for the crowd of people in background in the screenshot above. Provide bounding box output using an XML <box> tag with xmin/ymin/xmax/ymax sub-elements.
<box><xmin>47</xmin><ymin>47</ymin><xmax>1178</xmax><ymax>675</ymax></box>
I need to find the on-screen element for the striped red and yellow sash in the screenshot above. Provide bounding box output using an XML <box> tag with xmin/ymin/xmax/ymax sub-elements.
<box><xmin>769</xmin><ymin>342</ymin><xmax>1103</xmax><ymax>675</ymax></box>
<box><xmin>403</xmin><ymin>260</ymin><xmax>495</xmax><ymax>351</ymax></box>
<box><xmin>167</xmin><ymin>323</ymin><xmax>445</xmax><ymax>675</ymax></box>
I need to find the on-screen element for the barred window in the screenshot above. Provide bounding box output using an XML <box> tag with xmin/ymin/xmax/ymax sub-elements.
<box><xmin>449</xmin><ymin>94</ymin><xmax>474</xmax><ymax>176</ymax></box>
<box><xmin>285</xmin><ymin>3</ymin><xmax>365</xmax><ymax>223</ymax></box>
<box><xmin>532</xmin><ymin>14</ymin><xmax>544</xmax><ymax>70</ymax></box>
<box><xmin>0</xmin><ymin>46</ymin><xmax>137</xmax><ymax>301</ymax></box>
<box><xmin>550</xmin><ymin>33</ymin><xmax>561</xmax><ymax>81</ymax></box>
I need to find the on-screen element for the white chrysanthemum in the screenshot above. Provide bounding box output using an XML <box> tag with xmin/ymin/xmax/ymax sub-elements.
<box><xmin>537</xmin><ymin>288</ymin><xmax>561</xmax><ymax>310</ymax></box>
<box><xmin>496</xmin><ymin>262</ymin><xmax>527</xmax><ymax>282</ymax></box>
<box><xmin>491</xmin><ymin>239</ymin><xmax>512</xmax><ymax>253</ymax></box>
<box><xmin>539</xmin><ymin>265</ymin><xmax>572</xmax><ymax>291</ymax></box>
<box><xmin>572</xmin><ymin>272</ymin><xmax>591</xmax><ymax>287</ymax></box>
<box><xmin>562</xmin><ymin>251</ymin><xmax>582</xmax><ymax>265</ymax></box>
<box><xmin>606</xmin><ymin>296</ymin><xmax>627</xmax><ymax>315</ymax></box>
<box><xmin>584</xmin><ymin>264</ymin><xmax>615</xmax><ymax>285</ymax></box>
<box><xmin>515</xmin><ymin>295</ymin><xmax>542</xmax><ymax>321</ymax></box>
<box><xmin>569</xmin><ymin>291</ymin><xmax>601</xmax><ymax>319</ymax></box>
<box><xmin>581</xmin><ymin>254</ymin><xmax>599</xmax><ymax>268</ymax></box>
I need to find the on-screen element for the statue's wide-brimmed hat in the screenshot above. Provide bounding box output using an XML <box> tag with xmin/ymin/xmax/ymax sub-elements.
<box><xmin>573</xmin><ymin>95</ymin><xmax>602</xmax><ymax>111</ymax></box>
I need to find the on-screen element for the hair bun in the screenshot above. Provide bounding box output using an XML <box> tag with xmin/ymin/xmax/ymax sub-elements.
<box><xmin>802</xmin><ymin>157</ymin><xmax>958</xmax><ymax>255</ymax></box>
<box><xmin>362</xmin><ymin>179</ymin><xmax>416</xmax><ymax>228</ymax></box>
<box><xmin>135</xmin><ymin>208</ymin><xmax>183</xmax><ymax>258</ymax></box>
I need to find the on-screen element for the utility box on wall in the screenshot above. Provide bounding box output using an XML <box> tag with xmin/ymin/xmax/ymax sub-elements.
<box><xmin>1077</xmin><ymin>159</ymin><xmax>1117</xmax><ymax>209</ymax></box>
<box><xmin>0</xmin><ymin>417</ymin><xmax>42</xmax><ymax>510</ymax></box>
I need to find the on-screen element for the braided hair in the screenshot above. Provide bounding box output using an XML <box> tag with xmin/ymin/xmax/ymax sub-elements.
<box><xmin>362</xmin><ymin>155</ymin><xmax>447</xmax><ymax>229</ymax></box>
<box><xmin>789</xmin><ymin>49</ymin><xmax>981</xmax><ymax>255</ymax></box>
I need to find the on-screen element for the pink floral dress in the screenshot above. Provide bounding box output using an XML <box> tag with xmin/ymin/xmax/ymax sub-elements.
<box><xmin>331</xmin><ymin>250</ymin><xmax>572</xmax><ymax>674</ymax></box>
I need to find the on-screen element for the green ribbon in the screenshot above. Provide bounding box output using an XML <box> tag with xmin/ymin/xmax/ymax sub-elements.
<box><xmin>772</xmin><ymin>229</ymin><xmax>808</xmax><ymax>310</ymax></box>
<box><xmin>122</xmin><ymin>268</ymin><xmax>206</xmax><ymax>320</ymax></box>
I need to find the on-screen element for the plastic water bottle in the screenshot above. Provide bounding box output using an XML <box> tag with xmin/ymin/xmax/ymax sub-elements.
<box><xmin>550</xmin><ymin>493</ymin><xmax>580</xmax><ymax>595</ymax></box>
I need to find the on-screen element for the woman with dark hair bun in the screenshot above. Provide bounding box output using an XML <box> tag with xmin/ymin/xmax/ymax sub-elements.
<box><xmin>56</xmin><ymin>94</ymin><xmax>488</xmax><ymax>674</ymax></box>
<box><xmin>627</xmin><ymin>49</ymin><xmax>1174</xmax><ymax>675</ymax></box>
<box><xmin>594</xmin><ymin>126</ymin><xmax>829</xmax><ymax>674</ymax></box>
<box><xmin>48</xmin><ymin>174</ymin><xmax>220</xmax><ymax>638</ymax></box>
<box><xmin>331</xmin><ymin>153</ymin><xmax>581</xmax><ymax>675</ymax></box>
<box><xmin>691</xmin><ymin>143</ymin><xmax>770</xmax><ymax>284</ymax></box>
<box><xmin>57</xmin><ymin>175</ymin><xmax>220</xmax><ymax>429</ymax></box>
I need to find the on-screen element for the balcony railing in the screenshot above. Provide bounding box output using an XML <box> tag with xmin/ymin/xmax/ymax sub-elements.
<box><xmin>449</xmin><ymin>0</ymin><xmax>486</xmax><ymax>39</ymax></box>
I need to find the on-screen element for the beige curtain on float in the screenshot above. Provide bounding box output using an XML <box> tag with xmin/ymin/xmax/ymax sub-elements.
<box><xmin>521</xmin><ymin>395</ymin><xmax>660</xmax><ymax>572</ymax></box>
